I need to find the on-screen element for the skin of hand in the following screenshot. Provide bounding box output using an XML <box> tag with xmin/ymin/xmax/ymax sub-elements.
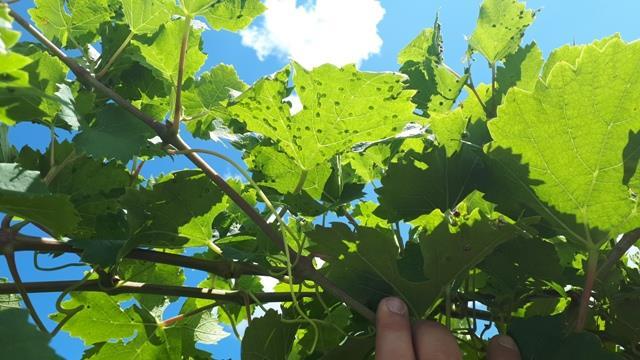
<box><xmin>376</xmin><ymin>297</ymin><xmax>522</xmax><ymax>360</ymax></box>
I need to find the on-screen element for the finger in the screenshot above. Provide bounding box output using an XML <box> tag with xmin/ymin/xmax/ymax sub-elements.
<box><xmin>375</xmin><ymin>297</ymin><xmax>415</xmax><ymax>360</ymax></box>
<box><xmin>412</xmin><ymin>321</ymin><xmax>462</xmax><ymax>360</ymax></box>
<box><xmin>486</xmin><ymin>335</ymin><xmax>521</xmax><ymax>360</ymax></box>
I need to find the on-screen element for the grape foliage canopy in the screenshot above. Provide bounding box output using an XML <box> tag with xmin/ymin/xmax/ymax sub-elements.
<box><xmin>0</xmin><ymin>0</ymin><xmax>639</xmax><ymax>358</ymax></box>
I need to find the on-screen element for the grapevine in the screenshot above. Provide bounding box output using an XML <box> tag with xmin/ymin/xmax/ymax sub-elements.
<box><xmin>1</xmin><ymin>0</ymin><xmax>640</xmax><ymax>358</ymax></box>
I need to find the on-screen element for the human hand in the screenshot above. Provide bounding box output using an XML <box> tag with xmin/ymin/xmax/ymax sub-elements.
<box><xmin>376</xmin><ymin>297</ymin><xmax>521</xmax><ymax>360</ymax></box>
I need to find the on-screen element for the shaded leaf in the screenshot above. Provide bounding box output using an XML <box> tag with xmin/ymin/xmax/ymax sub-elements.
<box><xmin>241</xmin><ymin>310</ymin><xmax>298</xmax><ymax>360</ymax></box>
<box><xmin>0</xmin><ymin>163</ymin><xmax>78</xmax><ymax>235</ymax></box>
<box><xmin>0</xmin><ymin>309</ymin><xmax>61</xmax><ymax>360</ymax></box>
<box><xmin>74</xmin><ymin>105</ymin><xmax>156</xmax><ymax>162</ymax></box>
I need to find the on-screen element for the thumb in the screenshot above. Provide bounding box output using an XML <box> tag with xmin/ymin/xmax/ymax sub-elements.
<box><xmin>486</xmin><ymin>335</ymin><xmax>521</xmax><ymax>360</ymax></box>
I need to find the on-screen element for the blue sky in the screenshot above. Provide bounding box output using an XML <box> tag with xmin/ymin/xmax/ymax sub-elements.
<box><xmin>4</xmin><ymin>0</ymin><xmax>640</xmax><ymax>358</ymax></box>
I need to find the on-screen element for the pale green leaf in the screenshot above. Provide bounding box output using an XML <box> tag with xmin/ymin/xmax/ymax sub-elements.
<box><xmin>0</xmin><ymin>6</ymin><xmax>20</xmax><ymax>52</ymax></box>
<box><xmin>121</xmin><ymin>0</ymin><xmax>176</xmax><ymax>34</ymax></box>
<box><xmin>353</xmin><ymin>201</ymin><xmax>390</xmax><ymax>228</ymax></box>
<box><xmin>84</xmin><ymin>306</ymin><xmax>187</xmax><ymax>360</ymax></box>
<box><xmin>399</xmin><ymin>21</ymin><xmax>467</xmax><ymax>115</ymax></box>
<box><xmin>468</xmin><ymin>0</ymin><xmax>536</xmax><ymax>64</ymax></box>
<box><xmin>245</xmin><ymin>145</ymin><xmax>332</xmax><ymax>198</ymax></box>
<box><xmin>29</xmin><ymin>0</ymin><xmax>112</xmax><ymax>47</ymax></box>
<box><xmin>487</xmin><ymin>37</ymin><xmax>640</xmax><ymax>245</ymax></box>
<box><xmin>183</xmin><ymin>64</ymin><xmax>247</xmax><ymax>138</ymax></box>
<box><xmin>179</xmin><ymin>299</ymin><xmax>229</xmax><ymax>345</ymax></box>
<box><xmin>51</xmin><ymin>292</ymin><xmax>145</xmax><ymax>344</ymax></box>
<box><xmin>495</xmin><ymin>42</ymin><xmax>544</xmax><ymax>101</ymax></box>
<box><xmin>231</xmin><ymin>63</ymin><xmax>417</xmax><ymax>172</ymax></box>
<box><xmin>398</xmin><ymin>27</ymin><xmax>442</xmax><ymax>65</ymax></box>
<box><xmin>1</xmin><ymin>45</ymin><xmax>69</xmax><ymax>126</ymax></box>
<box><xmin>132</xmin><ymin>19</ymin><xmax>207</xmax><ymax>83</ymax></box>
<box><xmin>202</xmin><ymin>0</ymin><xmax>266</xmax><ymax>32</ymax></box>
<box><xmin>541</xmin><ymin>34</ymin><xmax>621</xmax><ymax>82</ymax></box>
<box><xmin>429</xmin><ymin>108</ymin><xmax>468</xmax><ymax>156</ymax></box>
<box><xmin>181</xmin><ymin>0</ymin><xmax>216</xmax><ymax>15</ymax></box>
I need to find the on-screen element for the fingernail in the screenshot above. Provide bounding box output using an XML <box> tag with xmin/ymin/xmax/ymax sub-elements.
<box><xmin>384</xmin><ymin>297</ymin><xmax>407</xmax><ymax>315</ymax></box>
<box><xmin>497</xmin><ymin>336</ymin><xmax>518</xmax><ymax>350</ymax></box>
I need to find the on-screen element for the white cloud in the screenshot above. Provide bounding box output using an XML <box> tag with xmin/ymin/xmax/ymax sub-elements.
<box><xmin>241</xmin><ymin>0</ymin><xmax>385</xmax><ymax>69</ymax></box>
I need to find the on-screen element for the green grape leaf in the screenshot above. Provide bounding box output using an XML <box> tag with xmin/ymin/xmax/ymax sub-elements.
<box><xmin>245</xmin><ymin>145</ymin><xmax>332</xmax><ymax>198</ymax></box>
<box><xmin>179</xmin><ymin>298</ymin><xmax>229</xmax><ymax>345</ymax></box>
<box><xmin>181</xmin><ymin>0</ymin><xmax>216</xmax><ymax>15</ymax></box>
<box><xmin>231</xmin><ymin>63</ymin><xmax>417</xmax><ymax>173</ymax></box>
<box><xmin>132</xmin><ymin>19</ymin><xmax>207</xmax><ymax>84</ymax></box>
<box><xmin>181</xmin><ymin>0</ymin><xmax>265</xmax><ymax>32</ymax></box>
<box><xmin>1</xmin><ymin>45</ymin><xmax>70</xmax><ymax>126</ymax></box>
<box><xmin>468</xmin><ymin>0</ymin><xmax>537</xmax><ymax>64</ymax></box>
<box><xmin>375</xmin><ymin>144</ymin><xmax>483</xmax><ymax>222</ymax></box>
<box><xmin>119</xmin><ymin>260</ymin><xmax>186</xmax><ymax>309</ymax></box>
<box><xmin>0</xmin><ymin>51</ymin><xmax>31</xmax><ymax>89</ymax></box>
<box><xmin>71</xmin><ymin>239</ymin><xmax>128</xmax><ymax>267</ymax></box>
<box><xmin>19</xmin><ymin>45</ymin><xmax>67</xmax><ymax>120</ymax></box>
<box><xmin>321</xmin><ymin>160</ymin><xmax>366</xmax><ymax>206</ymax></box>
<box><xmin>509</xmin><ymin>315</ymin><xmax>622</xmax><ymax>360</ymax></box>
<box><xmin>74</xmin><ymin>105</ymin><xmax>156</xmax><ymax>162</ymax></box>
<box><xmin>309</xmin><ymin>224</ymin><xmax>437</xmax><ymax>316</ymax></box>
<box><xmin>429</xmin><ymin>108</ymin><xmax>468</xmax><ymax>156</ymax></box>
<box><xmin>416</xmin><ymin>207</ymin><xmax>521</xmax><ymax>295</ymax></box>
<box><xmin>487</xmin><ymin>37</ymin><xmax>640</xmax><ymax>245</ymax></box>
<box><xmin>51</xmin><ymin>292</ymin><xmax>145</xmax><ymax>344</ymax></box>
<box><xmin>344</xmin><ymin>142</ymin><xmax>392</xmax><ymax>183</ymax></box>
<box><xmin>0</xmin><ymin>163</ymin><xmax>79</xmax><ymax>235</ymax></box>
<box><xmin>353</xmin><ymin>201</ymin><xmax>390</xmax><ymax>228</ymax></box>
<box><xmin>241</xmin><ymin>310</ymin><xmax>299</xmax><ymax>360</ymax></box>
<box><xmin>123</xmin><ymin>170</ymin><xmax>226</xmax><ymax>248</ymax></box>
<box><xmin>298</xmin><ymin>305</ymin><xmax>351</xmax><ymax>353</ymax></box>
<box><xmin>495</xmin><ymin>42</ymin><xmax>543</xmax><ymax>102</ymax></box>
<box><xmin>84</xmin><ymin>306</ymin><xmax>190</xmax><ymax>360</ymax></box>
<box><xmin>605</xmin><ymin>292</ymin><xmax>640</xmax><ymax>349</ymax></box>
<box><xmin>17</xmin><ymin>143</ymin><xmax>131</xmax><ymax>238</ymax></box>
<box><xmin>0</xmin><ymin>309</ymin><xmax>62</xmax><ymax>360</ymax></box>
<box><xmin>85</xmin><ymin>328</ymin><xmax>183</xmax><ymax>360</ymax></box>
<box><xmin>540</xmin><ymin>35</ymin><xmax>621</xmax><ymax>82</ymax></box>
<box><xmin>478</xmin><ymin>236</ymin><xmax>565</xmax><ymax>293</ymax></box>
<box><xmin>319</xmin><ymin>336</ymin><xmax>375</xmax><ymax>360</ymax></box>
<box><xmin>53</xmin><ymin>84</ymin><xmax>80</xmax><ymax>130</ymax></box>
<box><xmin>398</xmin><ymin>20</ymin><xmax>467</xmax><ymax>115</ymax></box>
<box><xmin>183</xmin><ymin>64</ymin><xmax>247</xmax><ymax>138</ymax></box>
<box><xmin>121</xmin><ymin>0</ymin><xmax>176</xmax><ymax>35</ymax></box>
<box><xmin>29</xmin><ymin>0</ymin><xmax>112</xmax><ymax>47</ymax></box>
<box><xmin>397</xmin><ymin>25</ymin><xmax>443</xmax><ymax>65</ymax></box>
<box><xmin>202</xmin><ymin>0</ymin><xmax>266</xmax><ymax>32</ymax></box>
<box><xmin>0</xmin><ymin>6</ymin><xmax>20</xmax><ymax>51</ymax></box>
